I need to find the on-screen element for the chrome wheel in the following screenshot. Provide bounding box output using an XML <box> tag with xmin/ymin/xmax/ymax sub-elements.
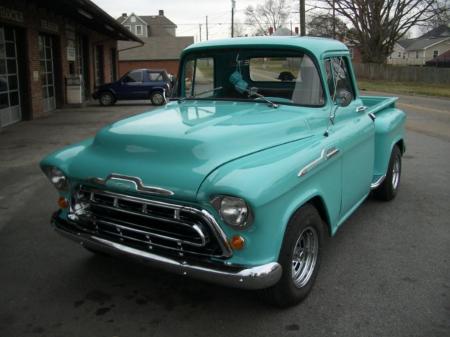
<box><xmin>152</xmin><ymin>92</ymin><xmax>164</xmax><ymax>105</ymax></box>
<box><xmin>392</xmin><ymin>156</ymin><xmax>400</xmax><ymax>190</ymax></box>
<box><xmin>291</xmin><ymin>226</ymin><xmax>319</xmax><ymax>288</ymax></box>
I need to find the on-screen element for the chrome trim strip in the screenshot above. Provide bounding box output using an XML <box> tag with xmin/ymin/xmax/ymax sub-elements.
<box><xmin>356</xmin><ymin>105</ymin><xmax>367</xmax><ymax>113</ymax></box>
<box><xmin>89</xmin><ymin>174</ymin><xmax>174</xmax><ymax>196</ymax></box>
<box><xmin>52</xmin><ymin>219</ymin><xmax>282</xmax><ymax>290</ymax></box>
<box><xmin>298</xmin><ymin>149</ymin><xmax>326</xmax><ymax>177</ymax></box>
<box><xmin>76</xmin><ymin>186</ymin><xmax>233</xmax><ymax>257</ymax></box>
<box><xmin>298</xmin><ymin>147</ymin><xmax>340</xmax><ymax>177</ymax></box>
<box><xmin>370</xmin><ymin>175</ymin><xmax>386</xmax><ymax>189</ymax></box>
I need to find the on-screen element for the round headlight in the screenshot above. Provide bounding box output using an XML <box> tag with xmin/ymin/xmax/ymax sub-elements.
<box><xmin>46</xmin><ymin>166</ymin><xmax>68</xmax><ymax>191</ymax></box>
<box><xmin>216</xmin><ymin>196</ymin><xmax>251</xmax><ymax>229</ymax></box>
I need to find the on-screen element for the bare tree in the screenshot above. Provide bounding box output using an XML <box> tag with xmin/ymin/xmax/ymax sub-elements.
<box><xmin>308</xmin><ymin>14</ymin><xmax>349</xmax><ymax>39</ymax></box>
<box><xmin>233</xmin><ymin>21</ymin><xmax>246</xmax><ymax>37</ymax></box>
<box><xmin>318</xmin><ymin>0</ymin><xmax>441</xmax><ymax>63</ymax></box>
<box><xmin>245</xmin><ymin>0</ymin><xmax>292</xmax><ymax>36</ymax></box>
<box><xmin>419</xmin><ymin>0</ymin><xmax>450</xmax><ymax>33</ymax></box>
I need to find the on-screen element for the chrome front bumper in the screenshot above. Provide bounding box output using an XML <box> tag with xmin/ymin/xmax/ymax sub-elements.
<box><xmin>51</xmin><ymin>213</ymin><xmax>282</xmax><ymax>290</ymax></box>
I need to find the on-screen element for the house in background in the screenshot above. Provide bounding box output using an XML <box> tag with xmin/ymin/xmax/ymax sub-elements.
<box><xmin>345</xmin><ymin>41</ymin><xmax>362</xmax><ymax>64</ymax></box>
<box><xmin>425</xmin><ymin>49</ymin><xmax>450</xmax><ymax>67</ymax></box>
<box><xmin>117</xmin><ymin>11</ymin><xmax>194</xmax><ymax>76</ymax></box>
<box><xmin>387</xmin><ymin>39</ymin><xmax>415</xmax><ymax>65</ymax></box>
<box><xmin>387</xmin><ymin>25</ymin><xmax>450</xmax><ymax>66</ymax></box>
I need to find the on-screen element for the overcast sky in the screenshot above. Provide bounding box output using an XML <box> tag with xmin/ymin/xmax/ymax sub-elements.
<box><xmin>92</xmin><ymin>0</ymin><xmax>303</xmax><ymax>41</ymax></box>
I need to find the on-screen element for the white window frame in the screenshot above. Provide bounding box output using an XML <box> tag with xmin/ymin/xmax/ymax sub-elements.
<box><xmin>433</xmin><ymin>50</ymin><xmax>439</xmax><ymax>58</ymax></box>
<box><xmin>135</xmin><ymin>25</ymin><xmax>144</xmax><ymax>36</ymax></box>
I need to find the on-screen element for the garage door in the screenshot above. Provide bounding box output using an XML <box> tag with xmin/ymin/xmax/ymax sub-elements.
<box><xmin>39</xmin><ymin>34</ymin><xmax>56</xmax><ymax>113</ymax></box>
<box><xmin>0</xmin><ymin>26</ymin><xmax>21</xmax><ymax>128</ymax></box>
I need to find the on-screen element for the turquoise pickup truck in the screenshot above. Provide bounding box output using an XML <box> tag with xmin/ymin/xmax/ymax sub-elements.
<box><xmin>41</xmin><ymin>37</ymin><xmax>406</xmax><ymax>307</ymax></box>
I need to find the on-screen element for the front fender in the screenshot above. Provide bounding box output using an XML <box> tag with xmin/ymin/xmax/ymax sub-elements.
<box><xmin>40</xmin><ymin>138</ymin><xmax>94</xmax><ymax>175</ymax></box>
<box><xmin>196</xmin><ymin>136</ymin><xmax>341</xmax><ymax>266</ymax></box>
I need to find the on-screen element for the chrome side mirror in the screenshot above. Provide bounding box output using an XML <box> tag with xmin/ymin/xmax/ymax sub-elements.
<box><xmin>335</xmin><ymin>89</ymin><xmax>352</xmax><ymax>107</ymax></box>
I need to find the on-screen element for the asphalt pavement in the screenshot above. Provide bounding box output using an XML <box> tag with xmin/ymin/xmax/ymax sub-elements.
<box><xmin>0</xmin><ymin>95</ymin><xmax>449</xmax><ymax>337</ymax></box>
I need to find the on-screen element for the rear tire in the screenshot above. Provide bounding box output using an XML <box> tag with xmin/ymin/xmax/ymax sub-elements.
<box><xmin>99</xmin><ymin>92</ymin><xmax>116</xmax><ymax>106</ymax></box>
<box><xmin>373</xmin><ymin>145</ymin><xmax>402</xmax><ymax>201</ymax></box>
<box><xmin>264</xmin><ymin>204</ymin><xmax>325</xmax><ymax>308</ymax></box>
<box><xmin>151</xmin><ymin>91</ymin><xmax>166</xmax><ymax>106</ymax></box>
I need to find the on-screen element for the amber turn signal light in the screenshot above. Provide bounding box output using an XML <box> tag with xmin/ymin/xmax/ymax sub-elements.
<box><xmin>230</xmin><ymin>235</ymin><xmax>245</xmax><ymax>250</ymax></box>
<box><xmin>58</xmin><ymin>196</ymin><xmax>69</xmax><ymax>209</ymax></box>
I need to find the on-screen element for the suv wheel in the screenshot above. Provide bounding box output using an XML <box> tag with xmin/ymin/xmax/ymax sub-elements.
<box><xmin>151</xmin><ymin>91</ymin><xmax>165</xmax><ymax>106</ymax></box>
<box><xmin>99</xmin><ymin>92</ymin><xmax>115</xmax><ymax>106</ymax></box>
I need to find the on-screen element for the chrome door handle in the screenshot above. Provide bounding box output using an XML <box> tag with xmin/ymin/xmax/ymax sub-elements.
<box><xmin>325</xmin><ymin>147</ymin><xmax>340</xmax><ymax>159</ymax></box>
<box><xmin>356</xmin><ymin>106</ymin><xmax>367</xmax><ymax>113</ymax></box>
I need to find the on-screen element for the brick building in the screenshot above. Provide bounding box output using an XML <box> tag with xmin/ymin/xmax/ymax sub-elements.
<box><xmin>117</xmin><ymin>11</ymin><xmax>193</xmax><ymax>76</ymax></box>
<box><xmin>0</xmin><ymin>0</ymin><xmax>141</xmax><ymax>129</ymax></box>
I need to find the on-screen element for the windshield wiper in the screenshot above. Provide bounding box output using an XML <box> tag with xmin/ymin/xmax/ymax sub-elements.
<box><xmin>248</xmin><ymin>87</ymin><xmax>278</xmax><ymax>108</ymax></box>
<box><xmin>179</xmin><ymin>86</ymin><xmax>223</xmax><ymax>103</ymax></box>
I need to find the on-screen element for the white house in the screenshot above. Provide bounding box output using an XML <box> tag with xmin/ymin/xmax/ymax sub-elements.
<box><xmin>387</xmin><ymin>25</ymin><xmax>450</xmax><ymax>65</ymax></box>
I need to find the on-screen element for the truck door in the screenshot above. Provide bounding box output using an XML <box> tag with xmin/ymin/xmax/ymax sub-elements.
<box><xmin>325</xmin><ymin>56</ymin><xmax>375</xmax><ymax>216</ymax></box>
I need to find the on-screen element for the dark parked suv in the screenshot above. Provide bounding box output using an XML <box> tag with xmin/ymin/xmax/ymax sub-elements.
<box><xmin>93</xmin><ymin>69</ymin><xmax>172</xmax><ymax>106</ymax></box>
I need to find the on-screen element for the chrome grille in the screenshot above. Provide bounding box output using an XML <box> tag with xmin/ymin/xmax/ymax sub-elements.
<box><xmin>69</xmin><ymin>186</ymin><xmax>231</xmax><ymax>258</ymax></box>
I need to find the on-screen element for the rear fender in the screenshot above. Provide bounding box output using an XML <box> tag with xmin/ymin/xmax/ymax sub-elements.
<box><xmin>373</xmin><ymin>108</ymin><xmax>406</xmax><ymax>177</ymax></box>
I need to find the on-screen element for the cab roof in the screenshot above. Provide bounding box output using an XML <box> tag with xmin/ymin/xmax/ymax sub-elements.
<box><xmin>183</xmin><ymin>36</ymin><xmax>348</xmax><ymax>58</ymax></box>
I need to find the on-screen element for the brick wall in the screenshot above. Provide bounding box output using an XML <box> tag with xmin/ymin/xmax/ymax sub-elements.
<box><xmin>119</xmin><ymin>60</ymin><xmax>180</xmax><ymax>77</ymax></box>
<box><xmin>0</xmin><ymin>0</ymin><xmax>121</xmax><ymax>122</ymax></box>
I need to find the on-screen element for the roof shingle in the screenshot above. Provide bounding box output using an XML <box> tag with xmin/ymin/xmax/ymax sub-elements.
<box><xmin>118</xmin><ymin>36</ymin><xmax>194</xmax><ymax>60</ymax></box>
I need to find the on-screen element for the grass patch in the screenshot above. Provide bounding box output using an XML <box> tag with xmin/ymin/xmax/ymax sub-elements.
<box><xmin>358</xmin><ymin>80</ymin><xmax>450</xmax><ymax>98</ymax></box>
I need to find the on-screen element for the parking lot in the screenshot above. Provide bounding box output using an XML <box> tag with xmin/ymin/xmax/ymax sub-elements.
<box><xmin>0</xmin><ymin>96</ymin><xmax>449</xmax><ymax>337</ymax></box>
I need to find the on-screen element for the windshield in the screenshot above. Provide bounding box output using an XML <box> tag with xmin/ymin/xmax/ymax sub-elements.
<box><xmin>177</xmin><ymin>49</ymin><xmax>325</xmax><ymax>107</ymax></box>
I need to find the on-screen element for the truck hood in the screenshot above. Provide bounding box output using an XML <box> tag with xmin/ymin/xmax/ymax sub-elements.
<box><xmin>67</xmin><ymin>101</ymin><xmax>314</xmax><ymax>200</ymax></box>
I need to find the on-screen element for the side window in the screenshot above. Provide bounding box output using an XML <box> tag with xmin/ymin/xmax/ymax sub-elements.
<box><xmin>324</xmin><ymin>57</ymin><xmax>354</xmax><ymax>102</ymax></box>
<box><xmin>183</xmin><ymin>57</ymin><xmax>214</xmax><ymax>97</ymax></box>
<box><xmin>123</xmin><ymin>70</ymin><xmax>143</xmax><ymax>83</ymax></box>
<box><xmin>148</xmin><ymin>72</ymin><xmax>163</xmax><ymax>82</ymax></box>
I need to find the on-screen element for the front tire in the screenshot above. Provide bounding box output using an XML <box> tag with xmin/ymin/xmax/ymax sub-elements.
<box><xmin>373</xmin><ymin>145</ymin><xmax>402</xmax><ymax>201</ymax></box>
<box><xmin>264</xmin><ymin>204</ymin><xmax>324</xmax><ymax>307</ymax></box>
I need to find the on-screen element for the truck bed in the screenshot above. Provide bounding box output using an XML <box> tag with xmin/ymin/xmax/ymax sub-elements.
<box><xmin>361</xmin><ymin>95</ymin><xmax>398</xmax><ymax>113</ymax></box>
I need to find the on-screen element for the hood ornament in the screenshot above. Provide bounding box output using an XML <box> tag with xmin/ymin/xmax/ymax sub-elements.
<box><xmin>89</xmin><ymin>174</ymin><xmax>174</xmax><ymax>196</ymax></box>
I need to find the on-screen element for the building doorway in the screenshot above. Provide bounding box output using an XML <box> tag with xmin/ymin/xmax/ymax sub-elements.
<box><xmin>39</xmin><ymin>34</ymin><xmax>56</xmax><ymax>113</ymax></box>
<box><xmin>0</xmin><ymin>25</ymin><xmax>21</xmax><ymax>127</ymax></box>
<box><xmin>95</xmin><ymin>45</ymin><xmax>104</xmax><ymax>86</ymax></box>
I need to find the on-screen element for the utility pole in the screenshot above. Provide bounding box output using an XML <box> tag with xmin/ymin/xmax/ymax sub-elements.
<box><xmin>332</xmin><ymin>0</ymin><xmax>336</xmax><ymax>39</ymax></box>
<box><xmin>231</xmin><ymin>0</ymin><xmax>236</xmax><ymax>37</ymax></box>
<box><xmin>199</xmin><ymin>24</ymin><xmax>202</xmax><ymax>42</ymax></box>
<box><xmin>206</xmin><ymin>16</ymin><xmax>209</xmax><ymax>40</ymax></box>
<box><xmin>300</xmin><ymin>0</ymin><xmax>306</xmax><ymax>36</ymax></box>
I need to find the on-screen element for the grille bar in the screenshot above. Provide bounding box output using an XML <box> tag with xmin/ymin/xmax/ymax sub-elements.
<box><xmin>70</xmin><ymin>186</ymin><xmax>232</xmax><ymax>259</ymax></box>
<box><xmin>90</xmin><ymin>202</ymin><xmax>197</xmax><ymax>229</ymax></box>
<box><xmin>96</xmin><ymin>219</ymin><xmax>207</xmax><ymax>247</ymax></box>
